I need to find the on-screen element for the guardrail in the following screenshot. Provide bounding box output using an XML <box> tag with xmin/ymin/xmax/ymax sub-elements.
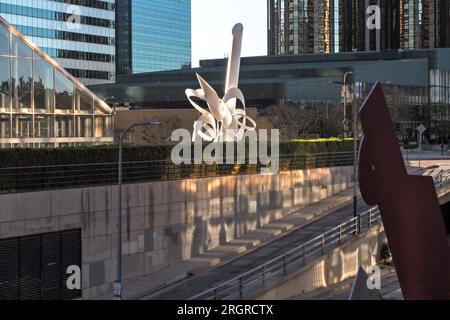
<box><xmin>0</xmin><ymin>152</ymin><xmax>355</xmax><ymax>194</ymax></box>
<box><xmin>189</xmin><ymin>171</ymin><xmax>450</xmax><ymax>301</ymax></box>
<box><xmin>188</xmin><ymin>207</ymin><xmax>381</xmax><ymax>301</ymax></box>
<box><xmin>434</xmin><ymin>169</ymin><xmax>450</xmax><ymax>189</ymax></box>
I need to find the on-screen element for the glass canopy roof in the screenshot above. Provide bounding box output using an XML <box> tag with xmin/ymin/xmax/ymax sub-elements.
<box><xmin>0</xmin><ymin>15</ymin><xmax>113</xmax><ymax>148</ymax></box>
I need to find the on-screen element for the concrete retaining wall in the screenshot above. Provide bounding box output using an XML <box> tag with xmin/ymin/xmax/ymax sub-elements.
<box><xmin>0</xmin><ymin>166</ymin><xmax>352</xmax><ymax>299</ymax></box>
<box><xmin>252</xmin><ymin>225</ymin><xmax>387</xmax><ymax>300</ymax></box>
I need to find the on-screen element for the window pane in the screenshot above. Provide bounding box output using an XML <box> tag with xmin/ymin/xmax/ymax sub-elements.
<box><xmin>11</xmin><ymin>57</ymin><xmax>32</xmax><ymax>110</ymax></box>
<box><xmin>75</xmin><ymin>88</ymin><xmax>93</xmax><ymax>112</ymax></box>
<box><xmin>11</xmin><ymin>34</ymin><xmax>32</xmax><ymax>58</ymax></box>
<box><xmin>78</xmin><ymin>116</ymin><xmax>93</xmax><ymax>137</ymax></box>
<box><xmin>55</xmin><ymin>70</ymin><xmax>73</xmax><ymax>111</ymax></box>
<box><xmin>34</xmin><ymin>58</ymin><xmax>54</xmax><ymax>111</ymax></box>
<box><xmin>13</xmin><ymin>115</ymin><xmax>32</xmax><ymax>138</ymax></box>
<box><xmin>55</xmin><ymin>116</ymin><xmax>74</xmax><ymax>137</ymax></box>
<box><xmin>94</xmin><ymin>116</ymin><xmax>111</xmax><ymax>137</ymax></box>
<box><xmin>0</xmin><ymin>57</ymin><xmax>10</xmax><ymax>109</ymax></box>
<box><xmin>0</xmin><ymin>24</ymin><xmax>9</xmax><ymax>56</ymax></box>
<box><xmin>35</xmin><ymin>115</ymin><xmax>54</xmax><ymax>138</ymax></box>
<box><xmin>94</xmin><ymin>100</ymin><xmax>108</xmax><ymax>115</ymax></box>
<box><xmin>0</xmin><ymin>114</ymin><xmax>10</xmax><ymax>138</ymax></box>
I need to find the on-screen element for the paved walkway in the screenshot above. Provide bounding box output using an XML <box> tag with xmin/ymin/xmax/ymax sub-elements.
<box><xmin>95</xmin><ymin>187</ymin><xmax>358</xmax><ymax>300</ymax></box>
<box><xmin>293</xmin><ymin>266</ymin><xmax>403</xmax><ymax>300</ymax></box>
<box><xmin>142</xmin><ymin>193</ymin><xmax>371</xmax><ymax>300</ymax></box>
<box><xmin>142</xmin><ymin>165</ymin><xmax>447</xmax><ymax>300</ymax></box>
<box><xmin>402</xmin><ymin>150</ymin><xmax>450</xmax><ymax>161</ymax></box>
<box><xmin>95</xmin><ymin>163</ymin><xmax>449</xmax><ymax>300</ymax></box>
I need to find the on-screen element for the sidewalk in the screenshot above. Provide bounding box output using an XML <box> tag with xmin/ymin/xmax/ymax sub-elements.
<box><xmin>95</xmin><ymin>188</ymin><xmax>357</xmax><ymax>300</ymax></box>
<box><xmin>402</xmin><ymin>149</ymin><xmax>450</xmax><ymax>161</ymax></box>
<box><xmin>94</xmin><ymin>164</ymin><xmax>440</xmax><ymax>300</ymax></box>
<box><xmin>293</xmin><ymin>266</ymin><xmax>402</xmax><ymax>300</ymax></box>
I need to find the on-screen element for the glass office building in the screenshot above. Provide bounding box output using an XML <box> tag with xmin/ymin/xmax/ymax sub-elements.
<box><xmin>116</xmin><ymin>0</ymin><xmax>191</xmax><ymax>75</ymax></box>
<box><xmin>0</xmin><ymin>0</ymin><xmax>115</xmax><ymax>85</ymax></box>
<box><xmin>268</xmin><ymin>0</ymin><xmax>340</xmax><ymax>55</ymax></box>
<box><xmin>91</xmin><ymin>49</ymin><xmax>450</xmax><ymax>144</ymax></box>
<box><xmin>0</xmin><ymin>16</ymin><xmax>113</xmax><ymax>148</ymax></box>
<box><xmin>268</xmin><ymin>0</ymin><xmax>450</xmax><ymax>55</ymax></box>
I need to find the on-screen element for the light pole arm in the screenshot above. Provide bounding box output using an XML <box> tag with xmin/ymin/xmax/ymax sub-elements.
<box><xmin>119</xmin><ymin>122</ymin><xmax>154</xmax><ymax>145</ymax></box>
<box><xmin>114</xmin><ymin>120</ymin><xmax>161</xmax><ymax>300</ymax></box>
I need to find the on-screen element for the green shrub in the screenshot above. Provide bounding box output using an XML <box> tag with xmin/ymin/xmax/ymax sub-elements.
<box><xmin>0</xmin><ymin>139</ymin><xmax>355</xmax><ymax>168</ymax></box>
<box><xmin>281</xmin><ymin>138</ymin><xmax>355</xmax><ymax>155</ymax></box>
<box><xmin>0</xmin><ymin>139</ymin><xmax>356</xmax><ymax>192</ymax></box>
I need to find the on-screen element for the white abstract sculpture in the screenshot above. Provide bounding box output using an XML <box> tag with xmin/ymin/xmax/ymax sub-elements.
<box><xmin>186</xmin><ymin>23</ymin><xmax>256</xmax><ymax>142</ymax></box>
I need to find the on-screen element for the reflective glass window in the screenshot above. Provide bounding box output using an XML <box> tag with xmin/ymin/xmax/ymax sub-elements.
<box><xmin>0</xmin><ymin>23</ymin><xmax>9</xmax><ymax>55</ymax></box>
<box><xmin>34</xmin><ymin>58</ymin><xmax>54</xmax><ymax>112</ymax></box>
<box><xmin>75</xmin><ymin>87</ymin><xmax>93</xmax><ymax>112</ymax></box>
<box><xmin>34</xmin><ymin>115</ymin><xmax>54</xmax><ymax>138</ymax></box>
<box><xmin>11</xmin><ymin>57</ymin><xmax>32</xmax><ymax>110</ymax></box>
<box><xmin>55</xmin><ymin>116</ymin><xmax>74</xmax><ymax>137</ymax></box>
<box><xmin>78</xmin><ymin>116</ymin><xmax>93</xmax><ymax>137</ymax></box>
<box><xmin>94</xmin><ymin>100</ymin><xmax>106</xmax><ymax>115</ymax></box>
<box><xmin>55</xmin><ymin>70</ymin><xmax>74</xmax><ymax>111</ymax></box>
<box><xmin>0</xmin><ymin>57</ymin><xmax>10</xmax><ymax>109</ymax></box>
<box><xmin>126</xmin><ymin>0</ymin><xmax>191</xmax><ymax>73</ymax></box>
<box><xmin>0</xmin><ymin>114</ymin><xmax>10</xmax><ymax>138</ymax></box>
<box><xmin>11</xmin><ymin>34</ymin><xmax>32</xmax><ymax>58</ymax></box>
<box><xmin>94</xmin><ymin>116</ymin><xmax>111</xmax><ymax>137</ymax></box>
<box><xmin>13</xmin><ymin>114</ymin><xmax>32</xmax><ymax>138</ymax></box>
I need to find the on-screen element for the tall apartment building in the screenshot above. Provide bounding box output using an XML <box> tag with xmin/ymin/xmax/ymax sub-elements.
<box><xmin>0</xmin><ymin>0</ymin><xmax>115</xmax><ymax>85</ymax></box>
<box><xmin>268</xmin><ymin>0</ymin><xmax>450</xmax><ymax>55</ymax></box>
<box><xmin>115</xmin><ymin>0</ymin><xmax>191</xmax><ymax>75</ymax></box>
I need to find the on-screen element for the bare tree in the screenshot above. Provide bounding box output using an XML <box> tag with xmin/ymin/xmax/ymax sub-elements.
<box><xmin>142</xmin><ymin>115</ymin><xmax>182</xmax><ymax>144</ymax></box>
<box><xmin>261</xmin><ymin>102</ymin><xmax>345</xmax><ymax>140</ymax></box>
<box><xmin>260</xmin><ymin>104</ymin><xmax>317</xmax><ymax>140</ymax></box>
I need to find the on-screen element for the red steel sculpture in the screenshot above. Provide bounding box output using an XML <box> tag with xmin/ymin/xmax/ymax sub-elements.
<box><xmin>358</xmin><ymin>82</ymin><xmax>450</xmax><ymax>300</ymax></box>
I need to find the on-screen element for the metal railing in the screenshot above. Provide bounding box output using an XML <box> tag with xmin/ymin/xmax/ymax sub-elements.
<box><xmin>189</xmin><ymin>172</ymin><xmax>450</xmax><ymax>301</ymax></box>
<box><xmin>434</xmin><ymin>169</ymin><xmax>450</xmax><ymax>190</ymax></box>
<box><xmin>188</xmin><ymin>207</ymin><xmax>381</xmax><ymax>300</ymax></box>
<box><xmin>0</xmin><ymin>152</ymin><xmax>355</xmax><ymax>194</ymax></box>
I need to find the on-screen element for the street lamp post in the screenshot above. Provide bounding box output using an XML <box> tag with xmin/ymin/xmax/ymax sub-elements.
<box><xmin>349</xmin><ymin>75</ymin><xmax>358</xmax><ymax>219</ymax></box>
<box><xmin>343</xmin><ymin>71</ymin><xmax>358</xmax><ymax>219</ymax></box>
<box><xmin>343</xmin><ymin>72</ymin><xmax>352</xmax><ymax>138</ymax></box>
<box><xmin>113</xmin><ymin>119</ymin><xmax>161</xmax><ymax>300</ymax></box>
<box><xmin>332</xmin><ymin>72</ymin><xmax>357</xmax><ymax>219</ymax></box>
<box><xmin>343</xmin><ymin>88</ymin><xmax>348</xmax><ymax>138</ymax></box>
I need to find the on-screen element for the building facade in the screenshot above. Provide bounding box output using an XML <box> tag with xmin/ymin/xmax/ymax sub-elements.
<box><xmin>0</xmin><ymin>0</ymin><xmax>115</xmax><ymax>85</ymax></box>
<box><xmin>268</xmin><ymin>0</ymin><xmax>450</xmax><ymax>55</ymax></box>
<box><xmin>0</xmin><ymin>16</ymin><xmax>114</xmax><ymax>148</ymax></box>
<box><xmin>115</xmin><ymin>0</ymin><xmax>191</xmax><ymax>75</ymax></box>
<box><xmin>90</xmin><ymin>49</ymin><xmax>450</xmax><ymax>144</ymax></box>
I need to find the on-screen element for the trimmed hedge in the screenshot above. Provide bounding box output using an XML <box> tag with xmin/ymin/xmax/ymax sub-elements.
<box><xmin>0</xmin><ymin>139</ymin><xmax>357</xmax><ymax>193</ymax></box>
<box><xmin>0</xmin><ymin>139</ymin><xmax>355</xmax><ymax>168</ymax></box>
<box><xmin>0</xmin><ymin>144</ymin><xmax>174</xmax><ymax>168</ymax></box>
<box><xmin>280</xmin><ymin>138</ymin><xmax>354</xmax><ymax>155</ymax></box>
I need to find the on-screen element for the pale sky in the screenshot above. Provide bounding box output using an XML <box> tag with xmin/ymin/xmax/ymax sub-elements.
<box><xmin>191</xmin><ymin>0</ymin><xmax>267</xmax><ymax>67</ymax></box>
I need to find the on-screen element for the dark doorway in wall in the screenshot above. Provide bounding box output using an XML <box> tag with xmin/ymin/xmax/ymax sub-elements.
<box><xmin>0</xmin><ymin>229</ymin><xmax>81</xmax><ymax>300</ymax></box>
